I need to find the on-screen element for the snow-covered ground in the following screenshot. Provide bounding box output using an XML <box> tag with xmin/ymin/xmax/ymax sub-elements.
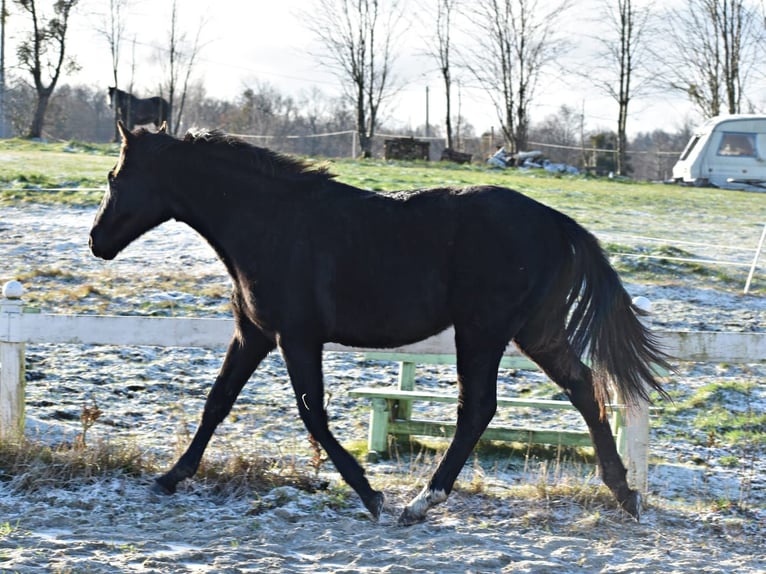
<box><xmin>0</xmin><ymin>205</ymin><xmax>764</xmax><ymax>573</ymax></box>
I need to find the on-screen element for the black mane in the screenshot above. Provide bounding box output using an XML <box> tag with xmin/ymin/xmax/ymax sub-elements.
<box><xmin>182</xmin><ymin>128</ymin><xmax>335</xmax><ymax>183</ymax></box>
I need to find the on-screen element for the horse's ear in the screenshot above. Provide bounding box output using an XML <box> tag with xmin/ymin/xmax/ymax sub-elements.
<box><xmin>117</xmin><ymin>120</ymin><xmax>131</xmax><ymax>143</ymax></box>
<box><xmin>158</xmin><ymin>121</ymin><xmax>168</xmax><ymax>134</ymax></box>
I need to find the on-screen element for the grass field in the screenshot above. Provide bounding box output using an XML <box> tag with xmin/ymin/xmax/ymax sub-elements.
<box><xmin>1</xmin><ymin>137</ymin><xmax>763</xmax><ymax>223</ymax></box>
<box><xmin>2</xmin><ymin>137</ymin><xmax>764</xmax><ymax>293</ymax></box>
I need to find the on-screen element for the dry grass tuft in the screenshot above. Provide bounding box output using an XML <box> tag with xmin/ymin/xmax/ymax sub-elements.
<box><xmin>193</xmin><ymin>451</ymin><xmax>327</xmax><ymax>497</ymax></box>
<box><xmin>0</xmin><ymin>437</ymin><xmax>151</xmax><ymax>491</ymax></box>
<box><xmin>0</xmin><ymin>433</ymin><xmax>325</xmax><ymax>499</ymax></box>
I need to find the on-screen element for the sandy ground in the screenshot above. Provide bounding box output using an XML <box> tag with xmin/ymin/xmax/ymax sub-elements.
<box><xmin>0</xmin><ymin>204</ymin><xmax>764</xmax><ymax>573</ymax></box>
<box><xmin>0</xmin><ymin>474</ymin><xmax>762</xmax><ymax>573</ymax></box>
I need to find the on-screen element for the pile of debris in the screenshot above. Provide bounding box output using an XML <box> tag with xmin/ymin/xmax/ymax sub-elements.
<box><xmin>384</xmin><ymin>137</ymin><xmax>430</xmax><ymax>161</ymax></box>
<box><xmin>487</xmin><ymin>148</ymin><xmax>579</xmax><ymax>175</ymax></box>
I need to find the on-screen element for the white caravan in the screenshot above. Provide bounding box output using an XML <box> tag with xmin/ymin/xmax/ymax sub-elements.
<box><xmin>672</xmin><ymin>114</ymin><xmax>766</xmax><ymax>191</ymax></box>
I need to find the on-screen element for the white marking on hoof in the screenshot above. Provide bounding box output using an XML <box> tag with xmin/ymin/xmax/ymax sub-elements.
<box><xmin>402</xmin><ymin>487</ymin><xmax>447</xmax><ymax>523</ymax></box>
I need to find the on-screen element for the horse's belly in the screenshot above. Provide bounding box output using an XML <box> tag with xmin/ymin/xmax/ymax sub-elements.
<box><xmin>329</xmin><ymin>315</ymin><xmax>452</xmax><ymax>349</ymax></box>
<box><xmin>327</xmin><ymin>282</ymin><xmax>451</xmax><ymax>348</ymax></box>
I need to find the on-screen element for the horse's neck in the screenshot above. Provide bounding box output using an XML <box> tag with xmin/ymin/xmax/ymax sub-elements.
<box><xmin>167</xmin><ymin>167</ymin><xmax>276</xmax><ymax>265</ymax></box>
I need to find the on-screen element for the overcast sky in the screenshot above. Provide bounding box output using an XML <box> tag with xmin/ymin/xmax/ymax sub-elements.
<box><xmin>4</xmin><ymin>0</ymin><xmax>733</xmax><ymax>138</ymax></box>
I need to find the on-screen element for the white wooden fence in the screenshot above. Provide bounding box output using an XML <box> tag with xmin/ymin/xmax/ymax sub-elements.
<box><xmin>1</xmin><ymin>281</ymin><xmax>765</xmax><ymax>493</ymax></box>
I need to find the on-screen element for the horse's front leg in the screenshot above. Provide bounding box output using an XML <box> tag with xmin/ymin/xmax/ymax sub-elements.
<box><xmin>398</xmin><ymin>339</ymin><xmax>504</xmax><ymax>526</ymax></box>
<box><xmin>153</xmin><ymin>322</ymin><xmax>275</xmax><ymax>495</ymax></box>
<box><xmin>279</xmin><ymin>338</ymin><xmax>384</xmax><ymax>520</ymax></box>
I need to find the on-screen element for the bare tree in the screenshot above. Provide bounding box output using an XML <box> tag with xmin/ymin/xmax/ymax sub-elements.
<box><xmin>1</xmin><ymin>0</ymin><xmax>9</xmax><ymax>137</ymax></box>
<box><xmin>306</xmin><ymin>0</ymin><xmax>404</xmax><ymax>158</ymax></box>
<box><xmin>659</xmin><ymin>0</ymin><xmax>762</xmax><ymax>118</ymax></box>
<box><xmin>162</xmin><ymin>0</ymin><xmax>205</xmax><ymax>134</ymax></box>
<box><xmin>590</xmin><ymin>0</ymin><xmax>654</xmax><ymax>176</ymax></box>
<box><xmin>465</xmin><ymin>0</ymin><xmax>571</xmax><ymax>154</ymax></box>
<box><xmin>423</xmin><ymin>0</ymin><xmax>458</xmax><ymax>151</ymax></box>
<box><xmin>94</xmin><ymin>0</ymin><xmax>127</xmax><ymax>140</ymax></box>
<box><xmin>14</xmin><ymin>0</ymin><xmax>79</xmax><ymax>138</ymax></box>
<box><xmin>530</xmin><ymin>104</ymin><xmax>584</xmax><ymax>167</ymax></box>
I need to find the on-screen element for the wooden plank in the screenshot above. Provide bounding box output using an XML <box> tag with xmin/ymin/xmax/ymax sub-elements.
<box><xmin>658</xmin><ymin>331</ymin><xmax>766</xmax><ymax>363</ymax></box>
<box><xmin>349</xmin><ymin>388</ymin><xmax>579</xmax><ymax>410</ymax></box>
<box><xmin>332</xmin><ymin>329</ymin><xmax>528</xmax><ymax>358</ymax></box>
<box><xmin>348</xmin><ymin>330</ymin><xmax>766</xmax><ymax>365</ymax></box>
<box><xmin>363</xmin><ymin>352</ymin><xmax>539</xmax><ymax>370</ymax></box>
<box><xmin>6</xmin><ymin>313</ymin><xmax>765</xmax><ymax>366</ymax></box>
<box><xmin>389</xmin><ymin>419</ymin><xmax>593</xmax><ymax>448</ymax></box>
<box><xmin>13</xmin><ymin>314</ymin><xmax>234</xmax><ymax>348</ymax></box>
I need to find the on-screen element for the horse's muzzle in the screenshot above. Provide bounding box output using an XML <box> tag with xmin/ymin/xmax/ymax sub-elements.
<box><xmin>89</xmin><ymin>229</ymin><xmax>116</xmax><ymax>260</ymax></box>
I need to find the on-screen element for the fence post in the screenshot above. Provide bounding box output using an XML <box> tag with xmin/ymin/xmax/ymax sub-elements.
<box><xmin>0</xmin><ymin>281</ymin><xmax>25</xmax><ymax>441</ymax></box>
<box><xmin>744</xmin><ymin>222</ymin><xmax>766</xmax><ymax>295</ymax></box>
<box><xmin>622</xmin><ymin>296</ymin><xmax>652</xmax><ymax>497</ymax></box>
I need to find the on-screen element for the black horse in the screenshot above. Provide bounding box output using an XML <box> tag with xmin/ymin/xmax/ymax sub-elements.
<box><xmin>108</xmin><ymin>87</ymin><xmax>170</xmax><ymax>130</ymax></box>
<box><xmin>90</xmin><ymin>122</ymin><xmax>670</xmax><ymax>525</ymax></box>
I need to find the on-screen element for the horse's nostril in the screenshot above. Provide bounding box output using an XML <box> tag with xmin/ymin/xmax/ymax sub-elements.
<box><xmin>89</xmin><ymin>229</ymin><xmax>107</xmax><ymax>258</ymax></box>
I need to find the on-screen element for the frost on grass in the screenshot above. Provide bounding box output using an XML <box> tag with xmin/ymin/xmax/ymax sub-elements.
<box><xmin>0</xmin><ymin>204</ymin><xmax>764</xmax><ymax>573</ymax></box>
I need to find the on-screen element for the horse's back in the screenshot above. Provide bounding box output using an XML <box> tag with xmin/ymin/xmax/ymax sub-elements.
<box><xmin>316</xmin><ymin>184</ymin><xmax>573</xmax><ymax>346</ymax></box>
<box><xmin>315</xmin><ymin>186</ymin><xmax>457</xmax><ymax>346</ymax></box>
<box><xmin>447</xmin><ymin>186</ymin><xmax>574</xmax><ymax>319</ymax></box>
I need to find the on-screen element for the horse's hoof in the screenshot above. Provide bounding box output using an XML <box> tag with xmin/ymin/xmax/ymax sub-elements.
<box><xmin>151</xmin><ymin>477</ymin><xmax>176</xmax><ymax>496</ymax></box>
<box><xmin>621</xmin><ymin>490</ymin><xmax>641</xmax><ymax>521</ymax></box>
<box><xmin>397</xmin><ymin>507</ymin><xmax>426</xmax><ymax>527</ymax></box>
<box><xmin>364</xmin><ymin>491</ymin><xmax>384</xmax><ymax>521</ymax></box>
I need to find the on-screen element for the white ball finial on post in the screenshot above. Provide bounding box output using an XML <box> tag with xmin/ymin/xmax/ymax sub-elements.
<box><xmin>632</xmin><ymin>295</ymin><xmax>651</xmax><ymax>314</ymax></box>
<box><xmin>2</xmin><ymin>280</ymin><xmax>24</xmax><ymax>300</ymax></box>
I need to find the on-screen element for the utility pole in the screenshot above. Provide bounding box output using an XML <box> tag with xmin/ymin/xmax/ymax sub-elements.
<box><xmin>0</xmin><ymin>0</ymin><xmax>6</xmax><ymax>138</ymax></box>
<box><xmin>425</xmin><ymin>85</ymin><xmax>430</xmax><ymax>138</ymax></box>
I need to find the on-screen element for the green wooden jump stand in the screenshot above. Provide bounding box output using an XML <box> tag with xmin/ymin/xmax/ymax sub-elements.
<box><xmin>349</xmin><ymin>352</ymin><xmax>630</xmax><ymax>461</ymax></box>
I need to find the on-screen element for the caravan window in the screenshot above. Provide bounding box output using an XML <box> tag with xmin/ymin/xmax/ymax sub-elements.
<box><xmin>717</xmin><ymin>132</ymin><xmax>757</xmax><ymax>157</ymax></box>
<box><xmin>679</xmin><ymin>135</ymin><xmax>701</xmax><ymax>161</ymax></box>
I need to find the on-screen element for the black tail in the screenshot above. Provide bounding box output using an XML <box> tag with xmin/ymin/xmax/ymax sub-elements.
<box><xmin>561</xmin><ymin>219</ymin><xmax>672</xmax><ymax>411</ymax></box>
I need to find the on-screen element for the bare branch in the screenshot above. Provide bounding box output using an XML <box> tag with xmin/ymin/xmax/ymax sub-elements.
<box><xmin>161</xmin><ymin>0</ymin><xmax>208</xmax><ymax>134</ymax></box>
<box><xmin>304</xmin><ymin>0</ymin><xmax>406</xmax><ymax>157</ymax></box>
<box><xmin>653</xmin><ymin>0</ymin><xmax>764</xmax><ymax>118</ymax></box>
<box><xmin>13</xmin><ymin>0</ymin><xmax>79</xmax><ymax>137</ymax></box>
<box><xmin>462</xmin><ymin>0</ymin><xmax>572</xmax><ymax>153</ymax></box>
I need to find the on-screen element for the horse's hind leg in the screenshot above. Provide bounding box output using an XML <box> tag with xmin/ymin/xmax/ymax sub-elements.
<box><xmin>514</xmin><ymin>329</ymin><xmax>639</xmax><ymax>519</ymax></box>
<box><xmin>279</xmin><ymin>338</ymin><xmax>384</xmax><ymax>520</ymax></box>
<box><xmin>398</xmin><ymin>333</ymin><xmax>505</xmax><ymax>526</ymax></box>
<box><xmin>153</xmin><ymin>321</ymin><xmax>275</xmax><ymax>495</ymax></box>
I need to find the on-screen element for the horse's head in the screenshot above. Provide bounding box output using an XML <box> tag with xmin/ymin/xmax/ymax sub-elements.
<box><xmin>107</xmin><ymin>86</ymin><xmax>117</xmax><ymax>107</ymax></box>
<box><xmin>90</xmin><ymin>121</ymin><xmax>174</xmax><ymax>260</ymax></box>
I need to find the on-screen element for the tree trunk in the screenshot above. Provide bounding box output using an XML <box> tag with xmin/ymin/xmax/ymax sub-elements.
<box><xmin>444</xmin><ymin>69</ymin><xmax>453</xmax><ymax>150</ymax></box>
<box><xmin>28</xmin><ymin>90</ymin><xmax>50</xmax><ymax>139</ymax></box>
<box><xmin>358</xmin><ymin>133</ymin><xmax>372</xmax><ymax>158</ymax></box>
<box><xmin>356</xmin><ymin>84</ymin><xmax>372</xmax><ymax>158</ymax></box>
<box><xmin>617</xmin><ymin>102</ymin><xmax>628</xmax><ymax>176</ymax></box>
